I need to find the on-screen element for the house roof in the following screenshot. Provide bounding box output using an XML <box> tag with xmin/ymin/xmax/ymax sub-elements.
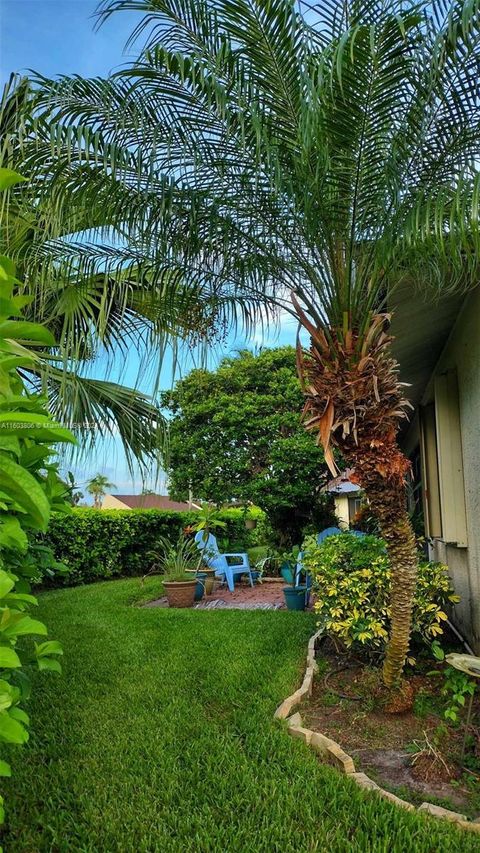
<box><xmin>324</xmin><ymin>470</ymin><xmax>362</xmax><ymax>495</ymax></box>
<box><xmin>390</xmin><ymin>283</ymin><xmax>466</xmax><ymax>410</ymax></box>
<box><xmin>112</xmin><ymin>494</ymin><xmax>192</xmax><ymax>511</ymax></box>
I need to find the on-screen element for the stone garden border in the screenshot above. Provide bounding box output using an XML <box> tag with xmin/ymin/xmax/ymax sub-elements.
<box><xmin>274</xmin><ymin>629</ymin><xmax>480</xmax><ymax>834</ymax></box>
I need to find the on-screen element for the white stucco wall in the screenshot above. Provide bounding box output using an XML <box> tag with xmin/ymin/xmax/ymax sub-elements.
<box><xmin>429</xmin><ymin>288</ymin><xmax>480</xmax><ymax>650</ymax></box>
<box><xmin>334</xmin><ymin>495</ymin><xmax>350</xmax><ymax>529</ymax></box>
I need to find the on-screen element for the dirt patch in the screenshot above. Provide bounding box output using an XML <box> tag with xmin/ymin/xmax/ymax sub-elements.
<box><xmin>302</xmin><ymin>638</ymin><xmax>480</xmax><ymax>816</ymax></box>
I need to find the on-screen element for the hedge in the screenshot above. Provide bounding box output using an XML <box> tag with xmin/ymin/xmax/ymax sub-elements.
<box><xmin>38</xmin><ymin>507</ymin><xmax>266</xmax><ymax>587</ymax></box>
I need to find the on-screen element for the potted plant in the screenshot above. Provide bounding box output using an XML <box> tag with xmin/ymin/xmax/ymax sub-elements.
<box><xmin>283</xmin><ymin>579</ymin><xmax>308</xmax><ymax>611</ymax></box>
<box><xmin>279</xmin><ymin>546</ymin><xmax>300</xmax><ymax>585</ymax></box>
<box><xmin>194</xmin><ymin>572</ymin><xmax>208</xmax><ymax>601</ymax></box>
<box><xmin>147</xmin><ymin>534</ymin><xmax>199</xmax><ymax>608</ymax></box>
<box><xmin>194</xmin><ymin>504</ymin><xmax>227</xmax><ymax>537</ymax></box>
<box><xmin>281</xmin><ymin>548</ymin><xmax>311</xmax><ymax>611</ymax></box>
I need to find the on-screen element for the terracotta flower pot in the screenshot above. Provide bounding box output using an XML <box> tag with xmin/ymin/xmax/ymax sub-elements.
<box><xmin>163</xmin><ymin>580</ymin><xmax>197</xmax><ymax>608</ymax></box>
<box><xmin>202</xmin><ymin>568</ymin><xmax>217</xmax><ymax>595</ymax></box>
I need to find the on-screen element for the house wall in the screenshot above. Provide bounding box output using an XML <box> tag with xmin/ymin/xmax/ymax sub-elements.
<box><xmin>415</xmin><ymin>289</ymin><xmax>480</xmax><ymax>650</ymax></box>
<box><xmin>334</xmin><ymin>495</ymin><xmax>350</xmax><ymax>529</ymax></box>
<box><xmin>102</xmin><ymin>495</ymin><xmax>128</xmax><ymax>510</ymax></box>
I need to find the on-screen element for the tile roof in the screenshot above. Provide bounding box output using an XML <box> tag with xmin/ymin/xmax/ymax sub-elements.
<box><xmin>112</xmin><ymin>494</ymin><xmax>192</xmax><ymax>511</ymax></box>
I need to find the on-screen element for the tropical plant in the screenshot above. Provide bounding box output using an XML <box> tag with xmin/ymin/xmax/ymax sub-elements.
<box><xmin>304</xmin><ymin>534</ymin><xmax>459</xmax><ymax>654</ymax></box>
<box><xmin>161</xmin><ymin>348</ymin><xmax>335</xmax><ymax>546</ymax></box>
<box><xmin>0</xmin><ymin>83</ymin><xmax>164</xmax><ymax>470</ymax></box>
<box><xmin>193</xmin><ymin>505</ymin><xmax>227</xmax><ymax>539</ymax></box>
<box><xmin>86</xmin><ymin>473</ymin><xmax>116</xmax><ymax>509</ymax></box>
<box><xmin>7</xmin><ymin>0</ymin><xmax>480</xmax><ymax>686</ymax></box>
<box><xmin>148</xmin><ymin>532</ymin><xmax>201</xmax><ymax>581</ymax></box>
<box><xmin>0</xmin><ymin>167</ymin><xmax>75</xmax><ymax>826</ymax></box>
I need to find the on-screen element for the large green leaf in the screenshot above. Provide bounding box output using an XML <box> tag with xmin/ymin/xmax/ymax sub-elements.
<box><xmin>0</xmin><ymin>516</ymin><xmax>28</xmax><ymax>551</ymax></box>
<box><xmin>0</xmin><ymin>256</ymin><xmax>16</xmax><ymax>280</ymax></box>
<box><xmin>0</xmin><ymin>709</ymin><xmax>28</xmax><ymax>743</ymax></box>
<box><xmin>37</xmin><ymin>657</ymin><xmax>62</xmax><ymax>674</ymax></box>
<box><xmin>0</xmin><ymin>452</ymin><xmax>50</xmax><ymax>528</ymax></box>
<box><xmin>0</xmin><ymin>321</ymin><xmax>55</xmax><ymax>347</ymax></box>
<box><xmin>0</xmin><ymin>413</ymin><xmax>76</xmax><ymax>445</ymax></box>
<box><xmin>35</xmin><ymin>640</ymin><xmax>63</xmax><ymax>657</ymax></box>
<box><xmin>0</xmin><ymin>570</ymin><xmax>15</xmax><ymax>599</ymax></box>
<box><xmin>0</xmin><ymin>648</ymin><xmax>21</xmax><ymax>669</ymax></box>
<box><xmin>0</xmin><ymin>436</ymin><xmax>21</xmax><ymax>457</ymax></box>
<box><xmin>1</xmin><ymin>615</ymin><xmax>47</xmax><ymax>639</ymax></box>
<box><xmin>0</xmin><ymin>169</ymin><xmax>27</xmax><ymax>191</ymax></box>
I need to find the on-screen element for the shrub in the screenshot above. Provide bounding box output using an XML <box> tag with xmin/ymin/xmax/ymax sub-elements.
<box><xmin>0</xmin><ymin>171</ymin><xmax>74</xmax><ymax>826</ymax></box>
<box><xmin>303</xmin><ymin>534</ymin><xmax>459</xmax><ymax>653</ymax></box>
<box><xmin>39</xmin><ymin>506</ymin><xmax>266</xmax><ymax>587</ymax></box>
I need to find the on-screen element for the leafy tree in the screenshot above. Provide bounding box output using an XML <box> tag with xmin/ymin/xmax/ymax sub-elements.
<box><xmin>7</xmin><ymin>0</ymin><xmax>480</xmax><ymax>687</ymax></box>
<box><xmin>162</xmin><ymin>349</ymin><xmax>334</xmax><ymax>546</ymax></box>
<box><xmin>86</xmin><ymin>474</ymin><xmax>116</xmax><ymax>509</ymax></box>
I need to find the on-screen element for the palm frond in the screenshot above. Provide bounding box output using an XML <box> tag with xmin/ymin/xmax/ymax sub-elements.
<box><xmin>23</xmin><ymin>363</ymin><xmax>165</xmax><ymax>471</ymax></box>
<box><xmin>3</xmin><ymin>0</ymin><xmax>480</xmax><ymax>357</ymax></box>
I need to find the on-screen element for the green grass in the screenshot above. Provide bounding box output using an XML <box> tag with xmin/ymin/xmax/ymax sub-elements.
<box><xmin>2</xmin><ymin>579</ymin><xmax>478</xmax><ymax>852</ymax></box>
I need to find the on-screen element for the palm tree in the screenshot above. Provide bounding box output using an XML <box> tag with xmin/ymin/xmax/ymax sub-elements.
<box><xmin>86</xmin><ymin>474</ymin><xmax>116</xmax><ymax>509</ymax></box>
<box><xmin>0</xmin><ymin>82</ymin><xmax>167</xmax><ymax>470</ymax></box>
<box><xmin>5</xmin><ymin>0</ymin><xmax>480</xmax><ymax>687</ymax></box>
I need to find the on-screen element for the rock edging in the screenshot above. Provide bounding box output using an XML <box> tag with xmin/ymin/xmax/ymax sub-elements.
<box><xmin>274</xmin><ymin>629</ymin><xmax>480</xmax><ymax>835</ymax></box>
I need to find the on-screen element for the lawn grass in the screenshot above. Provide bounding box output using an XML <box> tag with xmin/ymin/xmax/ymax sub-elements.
<box><xmin>2</xmin><ymin>578</ymin><xmax>478</xmax><ymax>852</ymax></box>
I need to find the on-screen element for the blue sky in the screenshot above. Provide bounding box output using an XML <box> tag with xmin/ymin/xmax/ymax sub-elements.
<box><xmin>1</xmin><ymin>0</ymin><xmax>300</xmax><ymax>498</ymax></box>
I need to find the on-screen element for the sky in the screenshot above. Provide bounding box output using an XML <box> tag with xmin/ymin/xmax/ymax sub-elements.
<box><xmin>0</xmin><ymin>0</ymin><xmax>301</xmax><ymax>498</ymax></box>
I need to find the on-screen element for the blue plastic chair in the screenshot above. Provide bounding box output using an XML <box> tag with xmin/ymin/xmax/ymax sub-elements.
<box><xmin>194</xmin><ymin>531</ymin><xmax>253</xmax><ymax>593</ymax></box>
<box><xmin>316</xmin><ymin>526</ymin><xmax>342</xmax><ymax>544</ymax></box>
<box><xmin>316</xmin><ymin>526</ymin><xmax>366</xmax><ymax>544</ymax></box>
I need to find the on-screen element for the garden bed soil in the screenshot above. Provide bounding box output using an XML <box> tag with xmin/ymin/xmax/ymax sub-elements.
<box><xmin>302</xmin><ymin>637</ymin><xmax>480</xmax><ymax>817</ymax></box>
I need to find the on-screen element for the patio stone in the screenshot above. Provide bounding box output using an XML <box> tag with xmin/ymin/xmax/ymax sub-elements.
<box><xmin>288</xmin><ymin>726</ymin><xmax>313</xmax><ymax>744</ymax></box>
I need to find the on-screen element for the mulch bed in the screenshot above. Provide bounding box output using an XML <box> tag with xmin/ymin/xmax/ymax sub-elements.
<box><xmin>302</xmin><ymin>637</ymin><xmax>480</xmax><ymax>816</ymax></box>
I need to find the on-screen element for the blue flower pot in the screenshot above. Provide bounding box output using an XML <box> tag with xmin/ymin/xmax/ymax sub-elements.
<box><xmin>280</xmin><ymin>563</ymin><xmax>295</xmax><ymax>585</ymax></box>
<box><xmin>194</xmin><ymin>573</ymin><xmax>207</xmax><ymax>601</ymax></box>
<box><xmin>283</xmin><ymin>585</ymin><xmax>307</xmax><ymax>611</ymax></box>
<box><xmin>250</xmin><ymin>571</ymin><xmax>261</xmax><ymax>584</ymax></box>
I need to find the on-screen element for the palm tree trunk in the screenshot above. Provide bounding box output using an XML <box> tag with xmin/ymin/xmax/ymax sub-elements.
<box><xmin>298</xmin><ymin>320</ymin><xmax>420</xmax><ymax>688</ymax></box>
<box><xmin>359</xmin><ymin>471</ymin><xmax>418</xmax><ymax>687</ymax></box>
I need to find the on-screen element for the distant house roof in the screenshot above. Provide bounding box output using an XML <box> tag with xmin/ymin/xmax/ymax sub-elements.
<box><xmin>324</xmin><ymin>470</ymin><xmax>362</xmax><ymax>495</ymax></box>
<box><xmin>111</xmin><ymin>494</ymin><xmax>192</xmax><ymax>511</ymax></box>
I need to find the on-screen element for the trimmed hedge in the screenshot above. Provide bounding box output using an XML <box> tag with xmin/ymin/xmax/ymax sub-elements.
<box><xmin>38</xmin><ymin>507</ymin><xmax>266</xmax><ymax>587</ymax></box>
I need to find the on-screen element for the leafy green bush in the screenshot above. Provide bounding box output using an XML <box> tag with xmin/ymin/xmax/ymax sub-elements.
<box><xmin>0</xmin><ymin>167</ymin><xmax>74</xmax><ymax>825</ymax></box>
<box><xmin>303</xmin><ymin>533</ymin><xmax>459</xmax><ymax>653</ymax></box>
<box><xmin>40</xmin><ymin>506</ymin><xmax>266</xmax><ymax>587</ymax></box>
